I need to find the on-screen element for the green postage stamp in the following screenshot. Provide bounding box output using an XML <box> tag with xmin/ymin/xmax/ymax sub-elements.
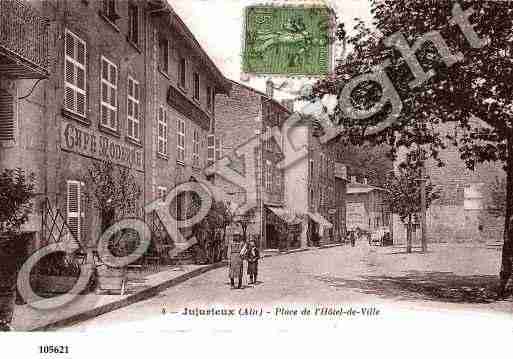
<box><xmin>243</xmin><ymin>5</ymin><xmax>333</xmax><ymax>76</ymax></box>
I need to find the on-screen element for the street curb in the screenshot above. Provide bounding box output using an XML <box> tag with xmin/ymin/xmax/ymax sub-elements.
<box><xmin>31</xmin><ymin>244</ymin><xmax>345</xmax><ymax>331</ymax></box>
<box><xmin>30</xmin><ymin>261</ymin><xmax>227</xmax><ymax>332</ymax></box>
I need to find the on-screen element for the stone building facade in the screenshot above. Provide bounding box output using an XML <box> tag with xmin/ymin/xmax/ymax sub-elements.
<box><xmin>213</xmin><ymin>81</ymin><xmax>299</xmax><ymax>250</ymax></box>
<box><xmin>0</xmin><ymin>0</ymin><xmax>230</xmax><ymax>257</ymax></box>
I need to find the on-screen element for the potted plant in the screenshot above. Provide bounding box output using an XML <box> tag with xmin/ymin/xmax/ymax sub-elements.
<box><xmin>0</xmin><ymin>168</ymin><xmax>35</xmax><ymax>331</ymax></box>
<box><xmin>86</xmin><ymin>161</ymin><xmax>142</xmax><ymax>295</ymax></box>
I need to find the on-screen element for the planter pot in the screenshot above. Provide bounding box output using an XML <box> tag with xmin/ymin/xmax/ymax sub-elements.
<box><xmin>96</xmin><ymin>265</ymin><xmax>127</xmax><ymax>295</ymax></box>
<box><xmin>0</xmin><ymin>232</ymin><xmax>33</xmax><ymax>331</ymax></box>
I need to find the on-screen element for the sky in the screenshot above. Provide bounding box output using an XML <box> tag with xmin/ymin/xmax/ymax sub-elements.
<box><xmin>170</xmin><ymin>0</ymin><xmax>373</xmax><ymax>101</ymax></box>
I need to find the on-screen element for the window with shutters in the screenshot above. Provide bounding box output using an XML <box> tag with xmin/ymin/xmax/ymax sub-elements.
<box><xmin>100</xmin><ymin>56</ymin><xmax>118</xmax><ymax>131</ymax></box>
<box><xmin>207</xmin><ymin>134</ymin><xmax>215</xmax><ymax>166</ymax></box>
<box><xmin>127</xmin><ymin>77</ymin><xmax>140</xmax><ymax>141</ymax></box>
<box><xmin>128</xmin><ymin>4</ymin><xmax>139</xmax><ymax>45</ymax></box>
<box><xmin>64</xmin><ymin>29</ymin><xmax>87</xmax><ymax>118</ymax></box>
<box><xmin>215</xmin><ymin>137</ymin><xmax>221</xmax><ymax>161</ymax></box>
<box><xmin>157</xmin><ymin>106</ymin><xmax>168</xmax><ymax>157</ymax></box>
<box><xmin>0</xmin><ymin>90</ymin><xmax>15</xmax><ymax>142</ymax></box>
<box><xmin>67</xmin><ymin>180</ymin><xmax>84</xmax><ymax>242</ymax></box>
<box><xmin>206</xmin><ymin>86</ymin><xmax>213</xmax><ymax>112</ymax></box>
<box><xmin>192</xmin><ymin>129</ymin><xmax>200</xmax><ymax>167</ymax></box>
<box><xmin>193</xmin><ymin>73</ymin><xmax>200</xmax><ymax>101</ymax></box>
<box><xmin>179</xmin><ymin>58</ymin><xmax>186</xmax><ymax>89</ymax></box>
<box><xmin>177</xmin><ymin>118</ymin><xmax>186</xmax><ymax>163</ymax></box>
<box><xmin>102</xmin><ymin>0</ymin><xmax>120</xmax><ymax>23</ymax></box>
<box><xmin>158</xmin><ymin>37</ymin><xmax>168</xmax><ymax>74</ymax></box>
<box><xmin>265</xmin><ymin>160</ymin><xmax>272</xmax><ymax>191</ymax></box>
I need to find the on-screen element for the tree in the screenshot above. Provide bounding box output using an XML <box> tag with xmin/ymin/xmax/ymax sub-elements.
<box><xmin>312</xmin><ymin>0</ymin><xmax>513</xmax><ymax>296</ymax></box>
<box><xmin>86</xmin><ymin>161</ymin><xmax>142</xmax><ymax>256</ymax></box>
<box><xmin>486</xmin><ymin>176</ymin><xmax>506</xmax><ymax>219</ymax></box>
<box><xmin>383</xmin><ymin>155</ymin><xmax>440</xmax><ymax>253</ymax></box>
<box><xmin>336</xmin><ymin>142</ymin><xmax>393</xmax><ymax>186</ymax></box>
<box><xmin>0</xmin><ymin>168</ymin><xmax>35</xmax><ymax>234</ymax></box>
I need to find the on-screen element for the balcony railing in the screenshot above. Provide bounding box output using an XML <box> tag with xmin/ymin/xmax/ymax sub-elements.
<box><xmin>0</xmin><ymin>0</ymin><xmax>49</xmax><ymax>78</ymax></box>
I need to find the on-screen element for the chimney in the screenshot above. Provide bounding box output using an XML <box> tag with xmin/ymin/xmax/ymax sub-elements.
<box><xmin>281</xmin><ymin>99</ymin><xmax>294</xmax><ymax>112</ymax></box>
<box><xmin>265</xmin><ymin>79</ymin><xmax>274</xmax><ymax>98</ymax></box>
<box><xmin>350</xmin><ymin>176</ymin><xmax>357</xmax><ymax>183</ymax></box>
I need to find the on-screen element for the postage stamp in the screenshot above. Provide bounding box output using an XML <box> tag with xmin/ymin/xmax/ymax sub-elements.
<box><xmin>242</xmin><ymin>5</ymin><xmax>333</xmax><ymax>76</ymax></box>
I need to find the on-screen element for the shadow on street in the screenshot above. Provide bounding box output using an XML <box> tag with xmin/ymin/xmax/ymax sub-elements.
<box><xmin>314</xmin><ymin>271</ymin><xmax>506</xmax><ymax>304</ymax></box>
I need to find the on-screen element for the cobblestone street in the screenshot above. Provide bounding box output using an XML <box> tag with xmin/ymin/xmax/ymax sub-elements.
<box><xmin>62</xmin><ymin>243</ymin><xmax>513</xmax><ymax>331</ymax></box>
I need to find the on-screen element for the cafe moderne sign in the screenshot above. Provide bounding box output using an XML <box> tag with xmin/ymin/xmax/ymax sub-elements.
<box><xmin>61</xmin><ymin>120</ymin><xmax>143</xmax><ymax>171</ymax></box>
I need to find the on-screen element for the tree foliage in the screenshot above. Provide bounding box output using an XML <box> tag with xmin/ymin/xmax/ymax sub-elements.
<box><xmin>0</xmin><ymin>168</ymin><xmax>36</xmax><ymax>234</ymax></box>
<box><xmin>86</xmin><ymin>160</ymin><xmax>142</xmax><ymax>231</ymax></box>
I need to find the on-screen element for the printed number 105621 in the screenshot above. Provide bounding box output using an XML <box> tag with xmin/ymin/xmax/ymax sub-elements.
<box><xmin>39</xmin><ymin>346</ymin><xmax>70</xmax><ymax>354</ymax></box>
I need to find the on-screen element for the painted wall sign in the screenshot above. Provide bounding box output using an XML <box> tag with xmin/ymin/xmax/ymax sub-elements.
<box><xmin>61</xmin><ymin>120</ymin><xmax>143</xmax><ymax>171</ymax></box>
<box><xmin>346</xmin><ymin>202</ymin><xmax>367</xmax><ymax>230</ymax></box>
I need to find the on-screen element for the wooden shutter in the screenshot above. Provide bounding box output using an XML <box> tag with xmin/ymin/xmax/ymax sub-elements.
<box><xmin>67</xmin><ymin>181</ymin><xmax>83</xmax><ymax>241</ymax></box>
<box><xmin>0</xmin><ymin>90</ymin><xmax>14</xmax><ymax>141</ymax></box>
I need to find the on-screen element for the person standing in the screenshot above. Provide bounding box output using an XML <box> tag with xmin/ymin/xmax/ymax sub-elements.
<box><xmin>228</xmin><ymin>236</ymin><xmax>247</xmax><ymax>289</ymax></box>
<box><xmin>247</xmin><ymin>239</ymin><xmax>260</xmax><ymax>284</ymax></box>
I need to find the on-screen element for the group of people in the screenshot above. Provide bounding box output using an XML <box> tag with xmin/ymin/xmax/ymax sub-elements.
<box><xmin>227</xmin><ymin>236</ymin><xmax>260</xmax><ymax>289</ymax></box>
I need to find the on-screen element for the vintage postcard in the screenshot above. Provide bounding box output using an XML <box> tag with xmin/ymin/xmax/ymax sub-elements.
<box><xmin>0</xmin><ymin>0</ymin><xmax>512</xmax><ymax>357</ymax></box>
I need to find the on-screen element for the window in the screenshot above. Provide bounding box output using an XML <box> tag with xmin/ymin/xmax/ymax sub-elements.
<box><xmin>157</xmin><ymin>106</ymin><xmax>168</xmax><ymax>156</ymax></box>
<box><xmin>309</xmin><ymin>159</ymin><xmax>314</xmax><ymax>181</ymax></box>
<box><xmin>67</xmin><ymin>180</ymin><xmax>84</xmax><ymax>242</ymax></box>
<box><xmin>265</xmin><ymin>160</ymin><xmax>272</xmax><ymax>191</ymax></box>
<box><xmin>102</xmin><ymin>0</ymin><xmax>119</xmax><ymax>23</ymax></box>
<box><xmin>192</xmin><ymin>129</ymin><xmax>200</xmax><ymax>167</ymax></box>
<box><xmin>157</xmin><ymin>186</ymin><xmax>167</xmax><ymax>201</ymax></box>
<box><xmin>0</xmin><ymin>90</ymin><xmax>14</xmax><ymax>142</ymax></box>
<box><xmin>177</xmin><ymin>118</ymin><xmax>185</xmax><ymax>163</ymax></box>
<box><xmin>206</xmin><ymin>86</ymin><xmax>213</xmax><ymax>112</ymax></box>
<box><xmin>158</xmin><ymin>38</ymin><xmax>168</xmax><ymax>73</ymax></box>
<box><xmin>215</xmin><ymin>137</ymin><xmax>221</xmax><ymax>161</ymax></box>
<box><xmin>207</xmin><ymin>134</ymin><xmax>215</xmax><ymax>166</ymax></box>
<box><xmin>128</xmin><ymin>4</ymin><xmax>139</xmax><ymax>45</ymax></box>
<box><xmin>127</xmin><ymin>77</ymin><xmax>140</xmax><ymax>141</ymax></box>
<box><xmin>266</xmin><ymin>126</ymin><xmax>272</xmax><ymax>151</ymax></box>
<box><xmin>100</xmin><ymin>57</ymin><xmax>118</xmax><ymax>131</ymax></box>
<box><xmin>309</xmin><ymin>188</ymin><xmax>314</xmax><ymax>206</ymax></box>
<box><xmin>64</xmin><ymin>29</ymin><xmax>87</xmax><ymax>117</ymax></box>
<box><xmin>276</xmin><ymin>167</ymin><xmax>281</xmax><ymax>191</ymax></box>
<box><xmin>179</xmin><ymin>58</ymin><xmax>186</xmax><ymax>89</ymax></box>
<box><xmin>193</xmin><ymin>73</ymin><xmax>200</xmax><ymax>101</ymax></box>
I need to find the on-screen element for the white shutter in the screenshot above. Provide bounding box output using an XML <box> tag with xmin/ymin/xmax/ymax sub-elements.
<box><xmin>64</xmin><ymin>30</ymin><xmax>87</xmax><ymax>116</ymax></box>
<box><xmin>0</xmin><ymin>90</ymin><xmax>15</xmax><ymax>141</ymax></box>
<box><xmin>67</xmin><ymin>180</ymin><xmax>83</xmax><ymax>242</ymax></box>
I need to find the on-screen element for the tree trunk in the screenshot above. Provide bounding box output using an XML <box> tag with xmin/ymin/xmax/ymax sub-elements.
<box><xmin>499</xmin><ymin>137</ymin><xmax>513</xmax><ymax>296</ymax></box>
<box><xmin>406</xmin><ymin>216</ymin><xmax>412</xmax><ymax>254</ymax></box>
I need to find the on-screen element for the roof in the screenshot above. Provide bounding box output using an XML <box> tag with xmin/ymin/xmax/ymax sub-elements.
<box><xmin>347</xmin><ymin>182</ymin><xmax>386</xmax><ymax>194</ymax></box>
<box><xmin>150</xmin><ymin>1</ymin><xmax>232</xmax><ymax>94</ymax></box>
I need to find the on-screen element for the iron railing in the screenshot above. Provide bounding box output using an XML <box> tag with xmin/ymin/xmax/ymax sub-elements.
<box><xmin>0</xmin><ymin>0</ymin><xmax>49</xmax><ymax>74</ymax></box>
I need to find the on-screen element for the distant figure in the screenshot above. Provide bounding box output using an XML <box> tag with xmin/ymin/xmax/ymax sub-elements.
<box><xmin>228</xmin><ymin>237</ymin><xmax>247</xmax><ymax>289</ymax></box>
<box><xmin>246</xmin><ymin>240</ymin><xmax>260</xmax><ymax>284</ymax></box>
<box><xmin>350</xmin><ymin>230</ymin><xmax>356</xmax><ymax>247</ymax></box>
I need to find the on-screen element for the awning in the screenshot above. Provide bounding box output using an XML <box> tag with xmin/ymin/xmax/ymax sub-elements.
<box><xmin>307</xmin><ymin>212</ymin><xmax>333</xmax><ymax>228</ymax></box>
<box><xmin>268</xmin><ymin>207</ymin><xmax>302</xmax><ymax>225</ymax></box>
